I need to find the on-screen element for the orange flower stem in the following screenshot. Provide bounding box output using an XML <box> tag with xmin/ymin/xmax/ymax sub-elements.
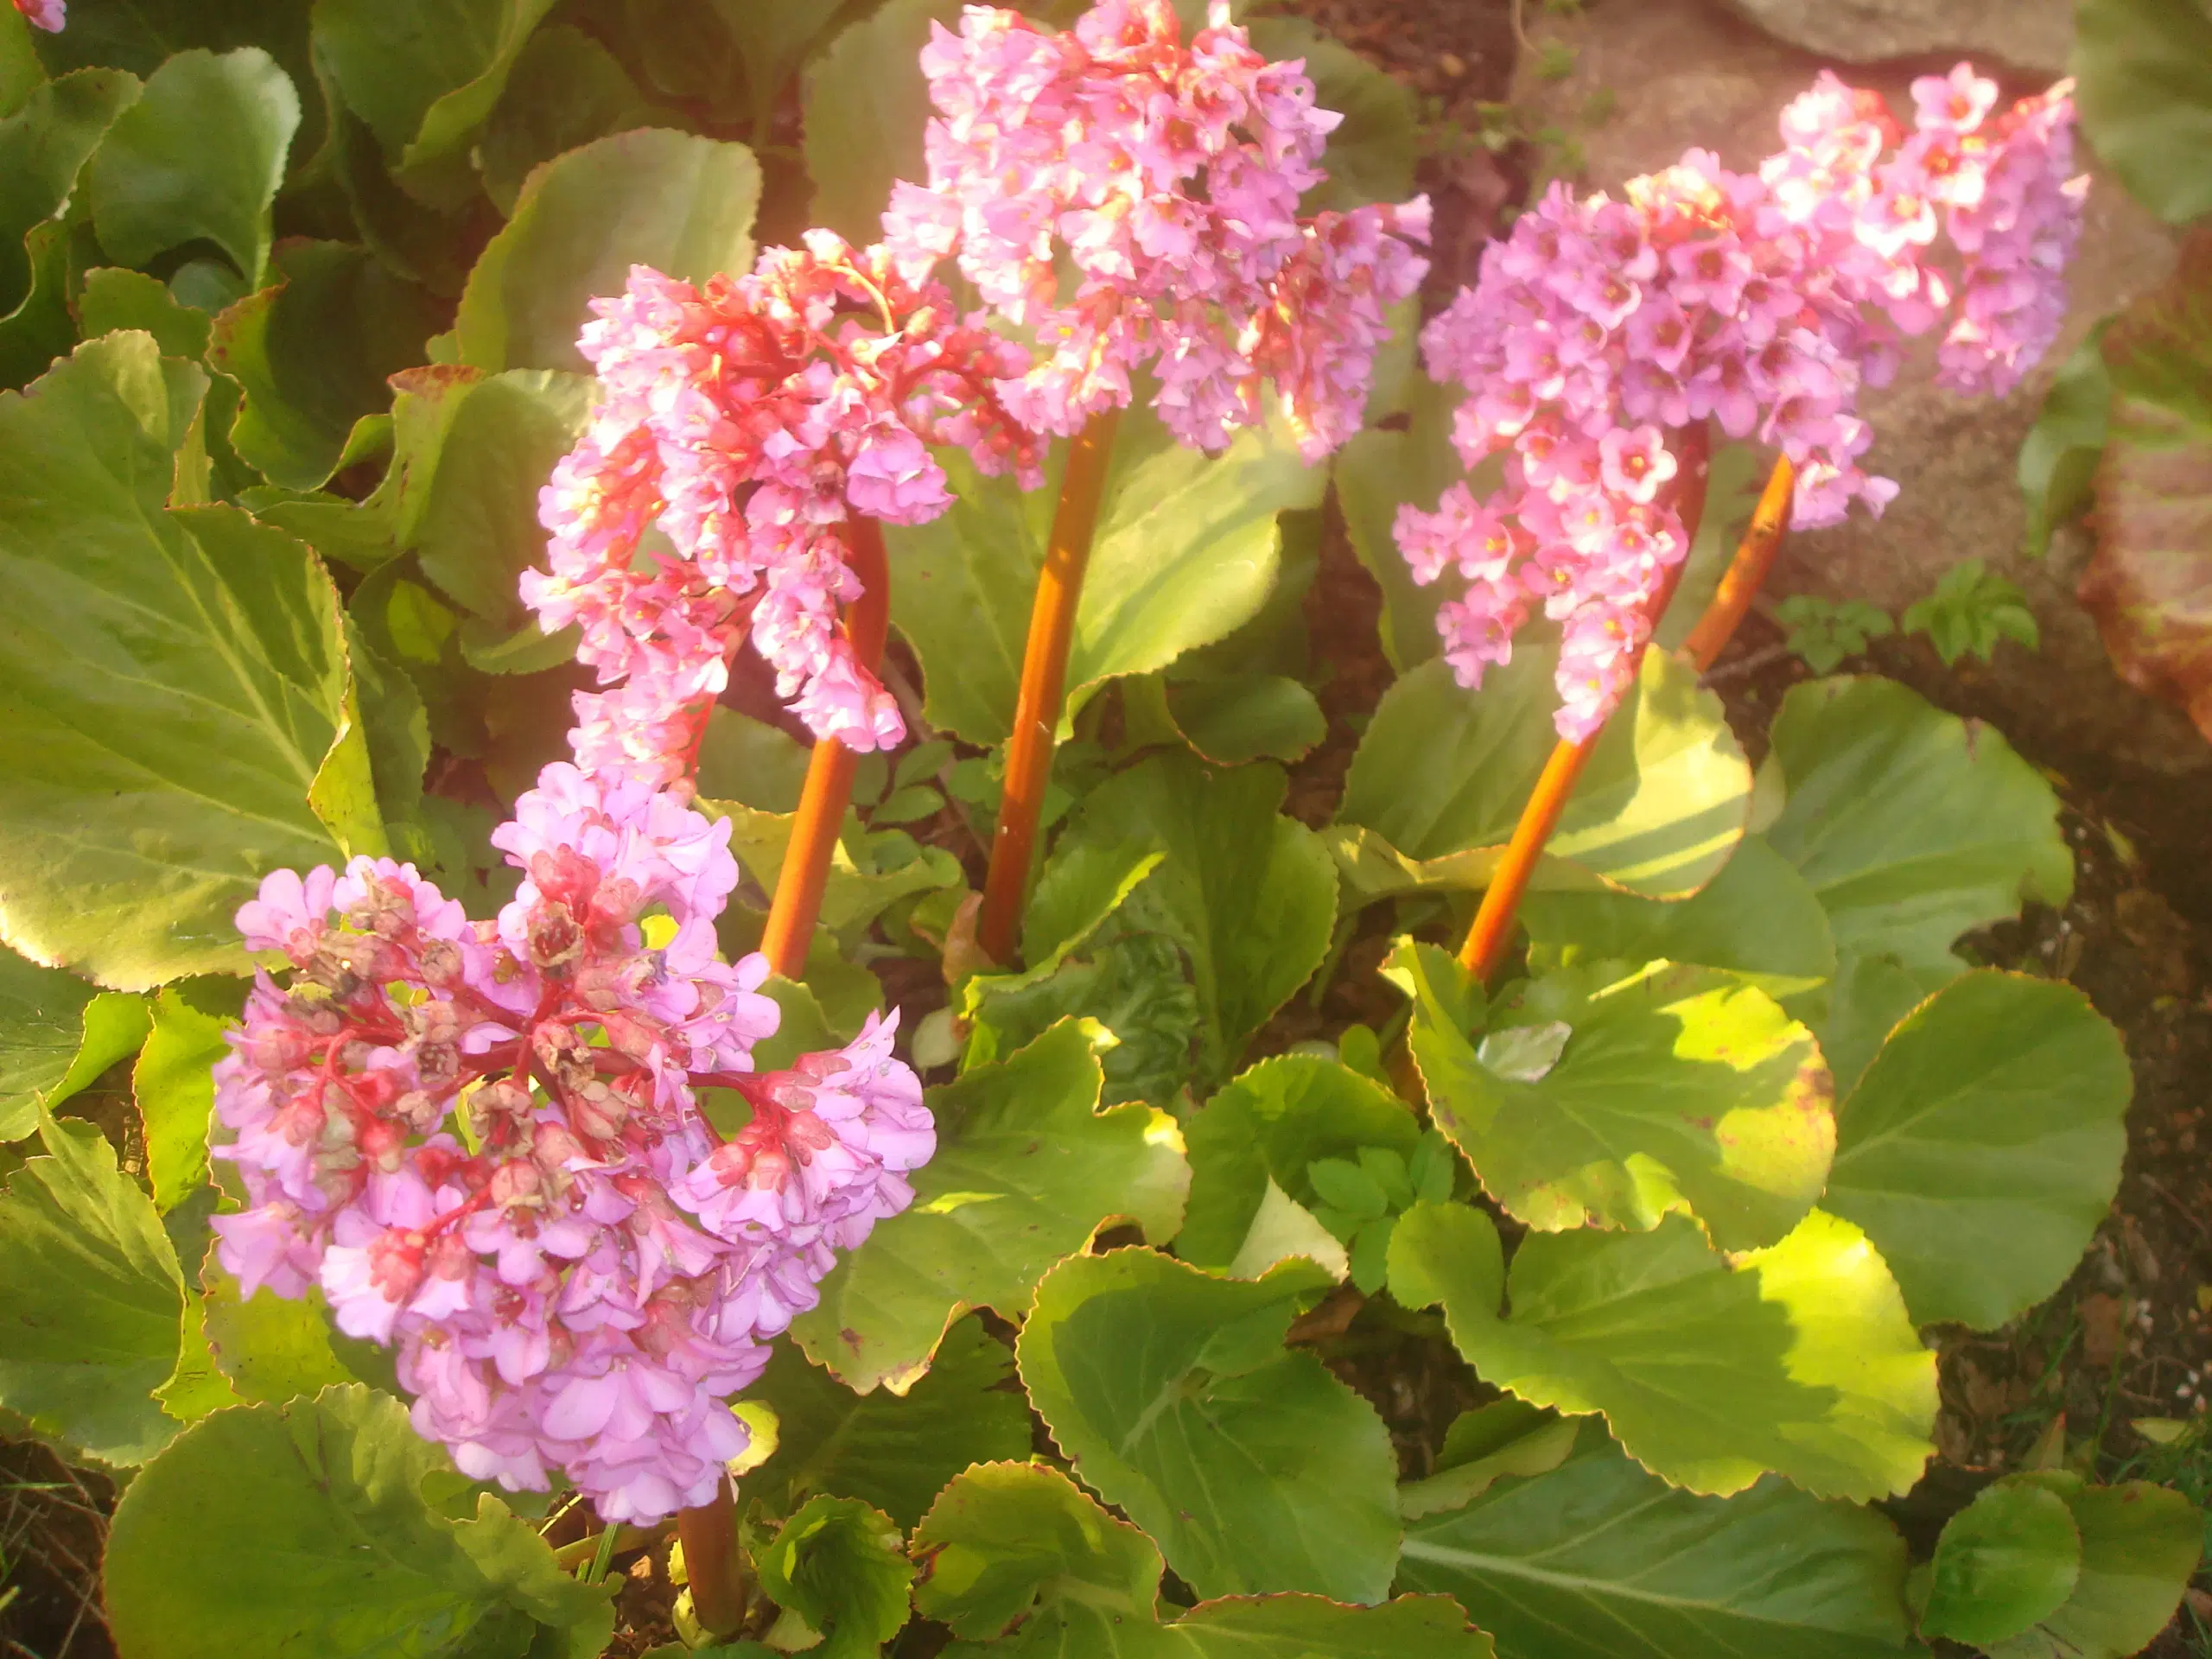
<box><xmin>1455</xmin><ymin>424</ymin><xmax>1721</xmax><ymax>982</ymax></box>
<box><xmin>977</xmin><ymin>408</ymin><xmax>1122</xmax><ymax>966</ymax></box>
<box><xmin>674</xmin><ymin>1478</ymin><xmax>747</xmax><ymax>1636</ymax></box>
<box><xmin>1679</xmin><ymin>453</ymin><xmax>1797</xmax><ymax>672</ymax></box>
<box><xmin>760</xmin><ymin>518</ymin><xmax>892</xmax><ymax>982</ymax></box>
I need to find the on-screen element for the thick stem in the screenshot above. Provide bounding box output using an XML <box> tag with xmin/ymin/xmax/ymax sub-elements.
<box><xmin>1456</xmin><ymin>424</ymin><xmax>1716</xmax><ymax>982</ymax></box>
<box><xmin>977</xmin><ymin>408</ymin><xmax>1123</xmax><ymax>965</ymax></box>
<box><xmin>1680</xmin><ymin>455</ymin><xmax>1797</xmax><ymax>672</ymax></box>
<box><xmin>758</xmin><ymin>518</ymin><xmax>893</xmax><ymax>981</ymax></box>
<box><xmin>675</xmin><ymin>1478</ymin><xmax>747</xmax><ymax>1637</ymax></box>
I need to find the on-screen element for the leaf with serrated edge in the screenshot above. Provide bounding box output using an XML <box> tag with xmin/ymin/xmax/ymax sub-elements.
<box><xmin>1388</xmin><ymin>1201</ymin><xmax>1935</xmax><ymax>1502</ymax></box>
<box><xmin>0</xmin><ymin>944</ymin><xmax>99</xmax><ymax>1141</ymax></box>
<box><xmin>915</xmin><ymin>1463</ymin><xmax>1492</xmax><ymax>1658</ymax></box>
<box><xmin>792</xmin><ymin>1020</ymin><xmax>1187</xmax><ymax>1392</ymax></box>
<box><xmin>1761</xmin><ymin>677</ymin><xmax>2071</xmax><ymax>981</ymax></box>
<box><xmin>133</xmin><ymin>977</ymin><xmax>245</xmax><ymax>1212</ymax></box>
<box><xmin>747</xmin><ymin>1316</ymin><xmax>1030</xmax><ymax>1529</ymax></box>
<box><xmin>1919</xmin><ymin>1478</ymin><xmax>2082</xmax><ymax>1648</ymax></box>
<box><xmin>1397</xmin><ymin>1424</ymin><xmax>1916</xmax><ymax>1659</ymax></box>
<box><xmin>0</xmin><ymin>336</ymin><xmax>350</xmax><ymax>989</ymax></box>
<box><xmin>755</xmin><ymin>1495</ymin><xmax>913</xmax><ymax>1659</ymax></box>
<box><xmin>1822</xmin><ymin>971</ymin><xmax>2130</xmax><ymax>1331</ymax></box>
<box><xmin>104</xmin><ymin>1383</ymin><xmax>614</xmax><ymax>1659</ymax></box>
<box><xmin>1403</xmin><ymin>959</ymin><xmax>1833</xmax><ymax>1252</ymax></box>
<box><xmin>1017</xmin><ymin>1249</ymin><xmax>1401</xmax><ymax>1604</ymax></box>
<box><xmin>1334</xmin><ymin>648</ymin><xmax>1751</xmax><ymax>904</ymax></box>
<box><xmin>0</xmin><ymin>1114</ymin><xmax>183</xmax><ymax>1465</ymax></box>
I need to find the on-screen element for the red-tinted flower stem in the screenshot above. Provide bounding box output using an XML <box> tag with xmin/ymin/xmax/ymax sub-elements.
<box><xmin>675</xmin><ymin>1481</ymin><xmax>747</xmax><ymax>1636</ymax></box>
<box><xmin>1456</xmin><ymin>425</ymin><xmax>1727</xmax><ymax>982</ymax></box>
<box><xmin>1678</xmin><ymin>452</ymin><xmax>1798</xmax><ymax>672</ymax></box>
<box><xmin>977</xmin><ymin>408</ymin><xmax>1123</xmax><ymax>965</ymax></box>
<box><xmin>758</xmin><ymin>518</ymin><xmax>893</xmax><ymax>982</ymax></box>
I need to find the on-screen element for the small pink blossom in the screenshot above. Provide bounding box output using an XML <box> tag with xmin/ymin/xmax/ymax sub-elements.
<box><xmin>11</xmin><ymin>0</ymin><xmax>63</xmax><ymax>32</ymax></box>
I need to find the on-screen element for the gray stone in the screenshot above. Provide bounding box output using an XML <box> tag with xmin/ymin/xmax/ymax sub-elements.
<box><xmin>1719</xmin><ymin>0</ymin><xmax>2075</xmax><ymax>79</ymax></box>
<box><xmin>1504</xmin><ymin>0</ymin><xmax>2200</xmax><ymax>773</ymax></box>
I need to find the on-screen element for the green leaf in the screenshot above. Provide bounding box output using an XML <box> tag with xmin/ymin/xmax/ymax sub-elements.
<box><xmin>1046</xmin><ymin>753</ymin><xmax>1337</xmax><ymax>1081</ymax></box>
<box><xmin>0</xmin><ymin>336</ymin><xmax>351</xmax><ymax>989</ymax></box>
<box><xmin>372</xmin><ymin>365</ymin><xmax>594</xmax><ymax>625</ymax></box>
<box><xmin>0</xmin><ymin>1113</ymin><xmax>183</xmax><ymax>1465</ymax></box>
<box><xmin>1179</xmin><ymin>1053</ymin><xmax>1421</xmax><ymax>1271</ymax></box>
<box><xmin>1919</xmin><ymin>1478</ymin><xmax>2082</xmax><ymax>1648</ymax></box>
<box><xmin>0</xmin><ymin>9</ymin><xmax>37</xmax><ymax>117</ymax></box>
<box><xmin>1900</xmin><ymin>558</ymin><xmax>2040</xmax><ymax>666</ymax></box>
<box><xmin>888</xmin><ymin>399</ymin><xmax>1325</xmax><ymax>746</ymax></box>
<box><xmin>0</xmin><ymin>942</ymin><xmax>99</xmax><ymax>1139</ymax></box>
<box><xmin>2019</xmin><ymin>324</ymin><xmax>2113</xmax><ymax>558</ymax></box>
<box><xmin>132</xmin><ymin>976</ymin><xmax>245</xmax><ymax>1212</ymax></box>
<box><xmin>210</xmin><ymin>241</ymin><xmax>446</xmax><ymax>492</ymax></box>
<box><xmin>1334</xmin><ymin>648</ymin><xmax>1752</xmax><ymax>905</ymax></box>
<box><xmin>703</xmin><ymin>798</ymin><xmax>963</xmax><ymax>950</ymax></box>
<box><xmin>914</xmin><ymin>1461</ymin><xmax>1491</xmax><ymax>1657</ymax></box>
<box><xmin>454</xmin><ymin>127</ymin><xmax>760</xmax><ymax>375</ymax></box>
<box><xmin>0</xmin><ymin>67</ymin><xmax>140</xmax><ymax>321</ymax></box>
<box><xmin>477</xmin><ymin>24</ymin><xmax>653</xmax><ymax>217</ymax></box>
<box><xmin>38</xmin><ymin>988</ymin><xmax>150</xmax><ymax>1112</ymax></box>
<box><xmin>792</xmin><ymin>1020</ymin><xmax>1189</xmax><ymax>1393</ymax></box>
<box><xmin>1397</xmin><ymin>1424</ymin><xmax>1917</xmax><ymax>1659</ymax></box>
<box><xmin>1777</xmin><ymin>596</ymin><xmax>1896</xmax><ymax>675</ymax></box>
<box><xmin>1520</xmin><ymin>835</ymin><xmax>1837</xmax><ymax>1000</ymax></box>
<box><xmin>77</xmin><ymin>266</ymin><xmax>213</xmax><ymax>357</ymax></box>
<box><xmin>198</xmin><ymin>1256</ymin><xmax>362</xmax><ymax>1407</ymax></box>
<box><xmin>1162</xmin><ymin>672</ymin><xmax>1327</xmax><ymax>766</ymax></box>
<box><xmin>803</xmin><ymin>0</ymin><xmax>960</xmax><ymax>243</ymax></box>
<box><xmin>1018</xmin><ymin>1249</ymin><xmax>1401</xmax><ymax>1603</ymax></box>
<box><xmin>1821</xmin><ymin>970</ymin><xmax>2132</xmax><ymax>1332</ymax></box>
<box><xmin>746</xmin><ymin>1316</ymin><xmax>1031</xmax><ymax>1529</ymax></box>
<box><xmin>1332</xmin><ymin>375</ymin><xmax>1457</xmax><ymax>671</ymax></box>
<box><xmin>755</xmin><ymin>1495</ymin><xmax>914</xmax><ymax>1659</ymax></box>
<box><xmin>104</xmin><ymin>1383</ymin><xmax>615</xmax><ymax>1659</ymax></box>
<box><xmin>1405</xmin><ymin>962</ymin><xmax>1833</xmax><ymax>1252</ymax></box>
<box><xmin>2076</xmin><ymin>230</ymin><xmax>2212</xmax><ymax>741</ymax></box>
<box><xmin>315</xmin><ymin>0</ymin><xmax>559</xmax><ymax>195</ymax></box>
<box><xmin>1762</xmin><ymin>677</ymin><xmax>2072</xmax><ymax>982</ymax></box>
<box><xmin>1984</xmin><ymin>1472</ymin><xmax>2202</xmax><ymax>1659</ymax></box>
<box><xmin>86</xmin><ymin>48</ymin><xmax>298</xmax><ymax>287</ymax></box>
<box><xmin>964</xmin><ymin>930</ymin><xmax>1204</xmax><ymax>1108</ymax></box>
<box><xmin>1388</xmin><ymin>1201</ymin><xmax>1936</xmax><ymax>1502</ymax></box>
<box><xmin>2073</xmin><ymin>0</ymin><xmax>2212</xmax><ymax>225</ymax></box>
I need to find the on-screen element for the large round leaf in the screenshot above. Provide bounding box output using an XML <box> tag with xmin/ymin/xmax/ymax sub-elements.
<box><xmin>1822</xmin><ymin>971</ymin><xmax>2131</xmax><ymax>1330</ymax></box>
<box><xmin>887</xmin><ymin>399</ymin><xmax>1326</xmax><ymax>747</ymax></box>
<box><xmin>0</xmin><ymin>943</ymin><xmax>99</xmax><ymax>1140</ymax></box>
<box><xmin>1919</xmin><ymin>1478</ymin><xmax>2082</xmax><ymax>1649</ymax></box>
<box><xmin>1406</xmin><ymin>960</ymin><xmax>1834</xmax><ymax>1252</ymax></box>
<box><xmin>103</xmin><ymin>1384</ymin><xmax>613</xmax><ymax>1658</ymax></box>
<box><xmin>1984</xmin><ymin>1473</ymin><xmax>2203</xmax><ymax>1659</ymax></box>
<box><xmin>86</xmin><ymin>47</ymin><xmax>298</xmax><ymax>287</ymax></box>
<box><xmin>2074</xmin><ymin>0</ymin><xmax>2212</xmax><ymax>226</ymax></box>
<box><xmin>0</xmin><ymin>335</ymin><xmax>351</xmax><ymax>988</ymax></box>
<box><xmin>1761</xmin><ymin>677</ymin><xmax>2071</xmax><ymax>982</ymax></box>
<box><xmin>1333</xmin><ymin>648</ymin><xmax>1752</xmax><ymax>904</ymax></box>
<box><xmin>790</xmin><ymin>1020</ymin><xmax>1189</xmax><ymax>1393</ymax></box>
<box><xmin>0</xmin><ymin>67</ymin><xmax>142</xmax><ymax>319</ymax></box>
<box><xmin>1520</xmin><ymin>834</ymin><xmax>1837</xmax><ymax>1000</ymax></box>
<box><xmin>0</xmin><ymin>1114</ymin><xmax>184</xmax><ymax>1465</ymax></box>
<box><xmin>914</xmin><ymin>1463</ymin><xmax>1491</xmax><ymax>1658</ymax></box>
<box><xmin>454</xmin><ymin>127</ymin><xmax>761</xmax><ymax>374</ymax></box>
<box><xmin>1017</xmin><ymin>1249</ymin><xmax>1402</xmax><ymax>1605</ymax></box>
<box><xmin>1396</xmin><ymin>1424</ymin><xmax>1917</xmax><ymax>1659</ymax></box>
<box><xmin>1389</xmin><ymin>1202</ymin><xmax>1936</xmax><ymax>1502</ymax></box>
<box><xmin>802</xmin><ymin>0</ymin><xmax>959</xmax><ymax>243</ymax></box>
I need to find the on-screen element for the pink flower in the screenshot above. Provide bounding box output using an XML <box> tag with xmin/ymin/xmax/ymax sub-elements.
<box><xmin>11</xmin><ymin>0</ymin><xmax>62</xmax><ymax>31</ymax></box>
<box><xmin>209</xmin><ymin>765</ymin><xmax>931</xmax><ymax>1526</ymax></box>
<box><xmin>531</xmin><ymin>239</ymin><xmax>1042</xmax><ymax>785</ymax></box>
<box><xmin>1396</xmin><ymin>64</ymin><xmax>2082</xmax><ymax>740</ymax></box>
<box><xmin>883</xmin><ymin>0</ymin><xmax>1427</xmax><ymax>461</ymax></box>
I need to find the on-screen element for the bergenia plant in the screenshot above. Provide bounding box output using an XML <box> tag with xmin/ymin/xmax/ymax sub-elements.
<box><xmin>0</xmin><ymin>1</ymin><xmax>2200</xmax><ymax>1656</ymax></box>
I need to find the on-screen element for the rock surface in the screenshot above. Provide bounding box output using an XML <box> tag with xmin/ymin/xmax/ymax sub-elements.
<box><xmin>1719</xmin><ymin>0</ymin><xmax>2075</xmax><ymax>79</ymax></box>
<box><xmin>1506</xmin><ymin>0</ymin><xmax>2202</xmax><ymax>775</ymax></box>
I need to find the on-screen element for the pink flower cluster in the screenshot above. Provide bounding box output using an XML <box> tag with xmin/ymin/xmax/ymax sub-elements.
<box><xmin>1398</xmin><ymin>63</ymin><xmax>2082</xmax><ymax>741</ymax></box>
<box><xmin>884</xmin><ymin>0</ymin><xmax>1430</xmax><ymax>460</ymax></box>
<box><xmin>10</xmin><ymin>0</ymin><xmax>62</xmax><ymax>32</ymax></box>
<box><xmin>211</xmin><ymin>764</ymin><xmax>933</xmax><ymax>1523</ymax></box>
<box><xmin>528</xmin><ymin>234</ymin><xmax>1043</xmax><ymax>785</ymax></box>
